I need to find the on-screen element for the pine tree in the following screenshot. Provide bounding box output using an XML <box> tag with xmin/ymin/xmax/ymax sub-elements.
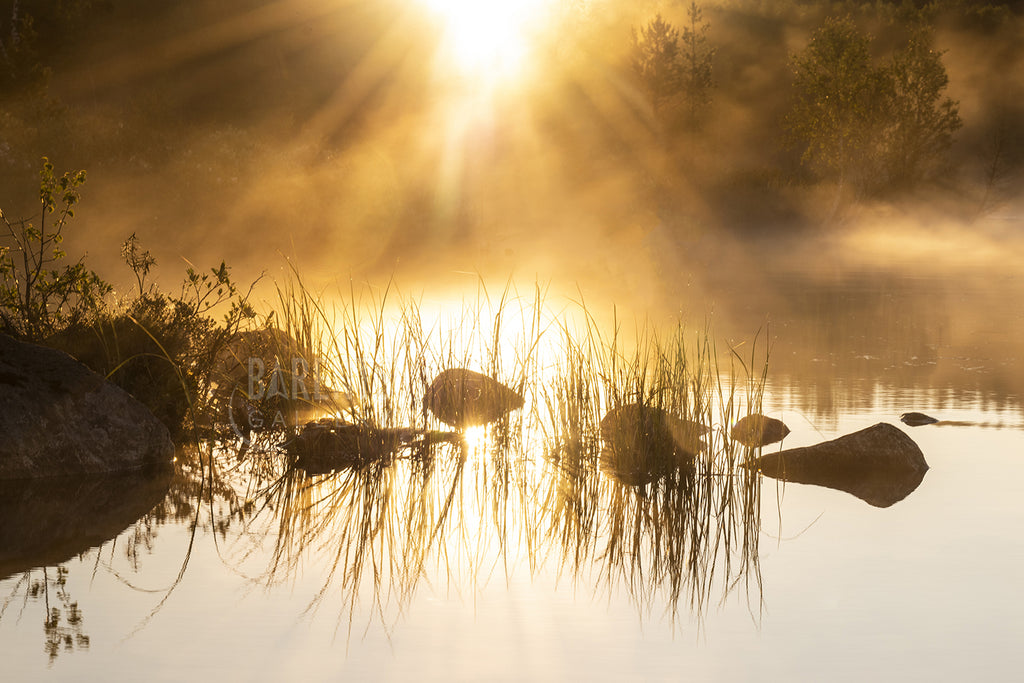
<box><xmin>630</xmin><ymin>14</ymin><xmax>683</xmax><ymax>116</ymax></box>
<box><xmin>680</xmin><ymin>2</ymin><xmax>715</xmax><ymax>128</ymax></box>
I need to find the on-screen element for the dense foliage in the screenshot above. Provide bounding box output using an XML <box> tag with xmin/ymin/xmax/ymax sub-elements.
<box><xmin>786</xmin><ymin>17</ymin><xmax>962</xmax><ymax>194</ymax></box>
<box><xmin>631</xmin><ymin>3</ymin><xmax>715</xmax><ymax>128</ymax></box>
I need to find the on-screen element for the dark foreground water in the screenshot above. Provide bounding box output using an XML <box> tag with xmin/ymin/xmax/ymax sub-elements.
<box><xmin>2</xmin><ymin>269</ymin><xmax>1023</xmax><ymax>682</ymax></box>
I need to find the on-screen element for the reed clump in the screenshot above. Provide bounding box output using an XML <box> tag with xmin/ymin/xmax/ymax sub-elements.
<box><xmin>203</xmin><ymin>274</ymin><xmax>771</xmax><ymax>630</ymax></box>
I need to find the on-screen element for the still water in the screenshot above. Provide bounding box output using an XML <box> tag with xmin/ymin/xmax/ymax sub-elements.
<box><xmin>2</xmin><ymin>269</ymin><xmax>1023</xmax><ymax>682</ymax></box>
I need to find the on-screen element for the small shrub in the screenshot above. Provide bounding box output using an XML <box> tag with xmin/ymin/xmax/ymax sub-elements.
<box><xmin>0</xmin><ymin>157</ymin><xmax>111</xmax><ymax>340</ymax></box>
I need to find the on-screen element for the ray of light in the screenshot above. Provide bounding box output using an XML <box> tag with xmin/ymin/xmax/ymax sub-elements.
<box><xmin>55</xmin><ymin>0</ymin><xmax>349</xmax><ymax>97</ymax></box>
<box><xmin>296</xmin><ymin>5</ymin><xmax>424</xmax><ymax>149</ymax></box>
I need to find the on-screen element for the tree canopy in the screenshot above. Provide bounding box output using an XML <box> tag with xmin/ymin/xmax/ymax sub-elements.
<box><xmin>786</xmin><ymin>16</ymin><xmax>962</xmax><ymax>194</ymax></box>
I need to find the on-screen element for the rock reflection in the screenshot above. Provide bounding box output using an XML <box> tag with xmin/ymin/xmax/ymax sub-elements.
<box><xmin>0</xmin><ymin>469</ymin><xmax>172</xmax><ymax>580</ymax></box>
<box><xmin>545</xmin><ymin>436</ymin><xmax>762</xmax><ymax>616</ymax></box>
<box><xmin>0</xmin><ymin>469</ymin><xmax>171</xmax><ymax>662</ymax></box>
<box><xmin>216</xmin><ymin>305</ymin><xmax>770</xmax><ymax>628</ymax></box>
<box><xmin>242</xmin><ymin>437</ymin><xmax>473</xmax><ymax>634</ymax></box>
<box><xmin>749</xmin><ymin>423</ymin><xmax>929</xmax><ymax>507</ymax></box>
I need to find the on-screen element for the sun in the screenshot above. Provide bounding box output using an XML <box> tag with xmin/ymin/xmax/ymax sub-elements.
<box><xmin>419</xmin><ymin>0</ymin><xmax>550</xmax><ymax>84</ymax></box>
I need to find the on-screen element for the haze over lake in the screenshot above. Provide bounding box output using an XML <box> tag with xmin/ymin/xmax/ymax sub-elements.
<box><xmin>1</xmin><ymin>1</ymin><xmax>1022</xmax><ymax>680</ymax></box>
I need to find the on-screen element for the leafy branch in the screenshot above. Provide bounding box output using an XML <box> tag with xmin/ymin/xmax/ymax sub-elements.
<box><xmin>0</xmin><ymin>157</ymin><xmax>110</xmax><ymax>339</ymax></box>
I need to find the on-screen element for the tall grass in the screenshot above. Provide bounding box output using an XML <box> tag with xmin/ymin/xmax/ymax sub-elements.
<box><xmin>192</xmin><ymin>273</ymin><xmax>771</xmax><ymax>631</ymax></box>
<box><xmin>537</xmin><ymin>304</ymin><xmax>766</xmax><ymax>618</ymax></box>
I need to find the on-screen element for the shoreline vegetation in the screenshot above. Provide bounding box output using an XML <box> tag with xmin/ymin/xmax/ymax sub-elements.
<box><xmin>2</xmin><ymin>157</ymin><xmax>772</xmax><ymax>451</ymax></box>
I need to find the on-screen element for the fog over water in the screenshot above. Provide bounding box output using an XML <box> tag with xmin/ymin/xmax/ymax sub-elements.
<box><xmin>2</xmin><ymin>0</ymin><xmax>1023</xmax><ymax>398</ymax></box>
<box><xmin>4</xmin><ymin>6</ymin><xmax>1024</xmax><ymax>679</ymax></box>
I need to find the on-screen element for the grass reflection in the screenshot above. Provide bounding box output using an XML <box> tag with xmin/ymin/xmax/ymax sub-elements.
<box><xmin>242</xmin><ymin>439</ymin><xmax>472</xmax><ymax>637</ymax></box>
<box><xmin>209</xmin><ymin>279</ymin><xmax>768</xmax><ymax>632</ymax></box>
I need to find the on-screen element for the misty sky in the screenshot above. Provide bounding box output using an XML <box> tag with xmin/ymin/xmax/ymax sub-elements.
<box><xmin>1</xmin><ymin>1</ymin><xmax>1021</xmax><ymax>319</ymax></box>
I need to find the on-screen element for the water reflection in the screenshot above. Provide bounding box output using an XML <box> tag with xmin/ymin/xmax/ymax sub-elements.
<box><xmin>0</xmin><ymin>469</ymin><xmax>171</xmax><ymax>662</ymax></box>
<box><xmin>242</xmin><ymin>439</ymin><xmax>473</xmax><ymax>633</ymax></box>
<box><xmin>709</xmin><ymin>270</ymin><xmax>1024</xmax><ymax>429</ymax></box>
<box><xmin>3</xmin><ymin>566</ymin><xmax>91</xmax><ymax>663</ymax></box>
<box><xmin>0</xmin><ymin>469</ymin><xmax>172</xmax><ymax>580</ymax></box>
<box><xmin>749</xmin><ymin>423</ymin><xmax>929</xmax><ymax>508</ymax></box>
<box><xmin>544</xmin><ymin>436</ymin><xmax>762</xmax><ymax>616</ymax></box>
<box><xmin>229</xmin><ymin>423</ymin><xmax>763</xmax><ymax>632</ymax></box>
<box><xmin>11</xmin><ymin>274</ymin><xmax>1019</xmax><ymax>661</ymax></box>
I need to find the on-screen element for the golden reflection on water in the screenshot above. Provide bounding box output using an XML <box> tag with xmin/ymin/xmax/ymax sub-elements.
<box><xmin>213</xmin><ymin>269</ymin><xmax>1024</xmax><ymax>638</ymax></box>
<box><xmin>11</xmin><ymin>274</ymin><xmax>1024</xmax><ymax>662</ymax></box>
<box><xmin>707</xmin><ymin>269</ymin><xmax>1024</xmax><ymax>424</ymax></box>
<box><xmin>202</xmin><ymin>282</ymin><xmax>772</xmax><ymax>633</ymax></box>
<box><xmin>228</xmin><ymin>422</ymin><xmax>763</xmax><ymax>637</ymax></box>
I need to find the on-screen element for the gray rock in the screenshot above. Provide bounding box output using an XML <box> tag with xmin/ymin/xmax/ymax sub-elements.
<box><xmin>425</xmin><ymin>368</ymin><xmax>524</xmax><ymax>428</ymax></box>
<box><xmin>0</xmin><ymin>333</ymin><xmax>175</xmax><ymax>479</ymax></box>
<box><xmin>731</xmin><ymin>413</ymin><xmax>790</xmax><ymax>447</ymax></box>
<box><xmin>599</xmin><ymin>404</ymin><xmax>705</xmax><ymax>486</ymax></box>
<box><xmin>747</xmin><ymin>422</ymin><xmax>928</xmax><ymax>507</ymax></box>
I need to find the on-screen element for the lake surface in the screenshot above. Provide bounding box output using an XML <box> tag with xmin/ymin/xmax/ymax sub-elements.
<box><xmin>3</xmin><ymin>267</ymin><xmax>1023</xmax><ymax>682</ymax></box>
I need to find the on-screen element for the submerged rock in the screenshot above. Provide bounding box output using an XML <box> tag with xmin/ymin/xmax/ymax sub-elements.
<box><xmin>599</xmin><ymin>404</ymin><xmax>705</xmax><ymax>487</ymax></box>
<box><xmin>425</xmin><ymin>368</ymin><xmax>524</xmax><ymax>428</ymax></box>
<box><xmin>748</xmin><ymin>422</ymin><xmax>929</xmax><ymax>507</ymax></box>
<box><xmin>731</xmin><ymin>414</ymin><xmax>791</xmax><ymax>447</ymax></box>
<box><xmin>0</xmin><ymin>333</ymin><xmax>174</xmax><ymax>479</ymax></box>
<box><xmin>283</xmin><ymin>421</ymin><xmax>404</xmax><ymax>474</ymax></box>
<box><xmin>900</xmin><ymin>412</ymin><xmax>939</xmax><ymax>427</ymax></box>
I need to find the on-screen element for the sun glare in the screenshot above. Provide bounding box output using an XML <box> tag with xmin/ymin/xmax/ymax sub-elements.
<box><xmin>419</xmin><ymin>0</ymin><xmax>550</xmax><ymax>83</ymax></box>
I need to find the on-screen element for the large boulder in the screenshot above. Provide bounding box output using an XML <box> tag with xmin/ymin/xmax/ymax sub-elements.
<box><xmin>0</xmin><ymin>333</ymin><xmax>175</xmax><ymax>479</ymax></box>
<box><xmin>747</xmin><ymin>422</ymin><xmax>928</xmax><ymax>507</ymax></box>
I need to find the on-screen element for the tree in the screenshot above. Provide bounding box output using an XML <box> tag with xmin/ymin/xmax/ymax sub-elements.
<box><xmin>0</xmin><ymin>1</ymin><xmax>100</xmax><ymax>94</ymax></box>
<box><xmin>877</xmin><ymin>27</ymin><xmax>962</xmax><ymax>188</ymax></box>
<box><xmin>785</xmin><ymin>17</ymin><xmax>885</xmax><ymax>192</ymax></box>
<box><xmin>680</xmin><ymin>2</ymin><xmax>715</xmax><ymax>127</ymax></box>
<box><xmin>787</xmin><ymin>17</ymin><xmax>963</xmax><ymax>197</ymax></box>
<box><xmin>631</xmin><ymin>14</ymin><xmax>683</xmax><ymax>115</ymax></box>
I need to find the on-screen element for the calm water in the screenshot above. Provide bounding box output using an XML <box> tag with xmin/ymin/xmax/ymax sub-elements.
<box><xmin>3</xmin><ymin>270</ymin><xmax>1023</xmax><ymax>682</ymax></box>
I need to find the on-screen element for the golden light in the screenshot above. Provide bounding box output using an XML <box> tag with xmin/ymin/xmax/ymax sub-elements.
<box><xmin>419</xmin><ymin>0</ymin><xmax>551</xmax><ymax>83</ymax></box>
